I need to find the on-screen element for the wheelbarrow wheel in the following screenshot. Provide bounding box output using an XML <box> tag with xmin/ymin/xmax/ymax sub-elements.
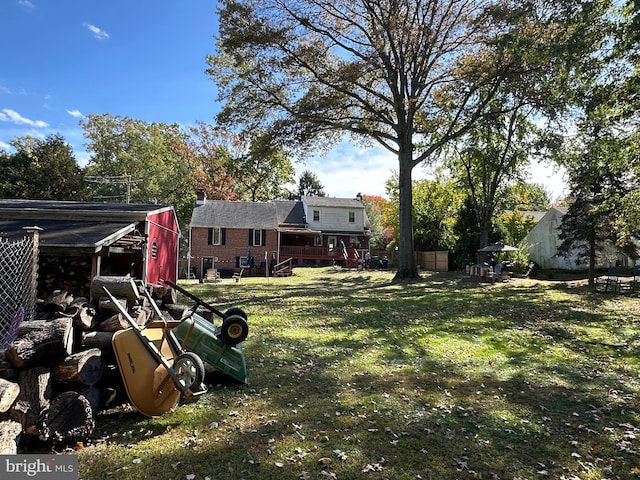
<box><xmin>218</xmin><ymin>315</ymin><xmax>249</xmax><ymax>346</ymax></box>
<box><xmin>173</xmin><ymin>352</ymin><xmax>205</xmax><ymax>391</ymax></box>
<box><xmin>224</xmin><ymin>307</ymin><xmax>247</xmax><ymax>320</ymax></box>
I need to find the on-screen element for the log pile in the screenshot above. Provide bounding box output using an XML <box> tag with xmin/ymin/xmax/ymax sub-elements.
<box><xmin>0</xmin><ymin>275</ymin><xmax>185</xmax><ymax>451</ymax></box>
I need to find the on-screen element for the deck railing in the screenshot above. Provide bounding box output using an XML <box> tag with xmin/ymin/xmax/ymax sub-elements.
<box><xmin>280</xmin><ymin>246</ymin><xmax>340</xmax><ymax>258</ymax></box>
<box><xmin>273</xmin><ymin>258</ymin><xmax>293</xmax><ymax>277</ymax></box>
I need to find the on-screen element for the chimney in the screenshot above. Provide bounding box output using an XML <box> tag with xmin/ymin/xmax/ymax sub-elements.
<box><xmin>196</xmin><ymin>188</ymin><xmax>207</xmax><ymax>206</ymax></box>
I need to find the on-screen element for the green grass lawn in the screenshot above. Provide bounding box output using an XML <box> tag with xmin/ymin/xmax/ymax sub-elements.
<box><xmin>78</xmin><ymin>267</ymin><xmax>640</xmax><ymax>480</ymax></box>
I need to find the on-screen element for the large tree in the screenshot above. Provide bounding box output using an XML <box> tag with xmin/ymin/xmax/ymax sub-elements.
<box><xmin>449</xmin><ymin>103</ymin><xmax>535</xmax><ymax>251</ymax></box>
<box><xmin>186</xmin><ymin>121</ymin><xmax>239</xmax><ymax>201</ymax></box>
<box><xmin>556</xmin><ymin>1</ymin><xmax>640</xmax><ymax>286</ymax></box>
<box><xmin>227</xmin><ymin>131</ymin><xmax>296</xmax><ymax>201</ymax></box>
<box><xmin>386</xmin><ymin>175</ymin><xmax>462</xmax><ymax>251</ymax></box>
<box><xmin>0</xmin><ymin>134</ymin><xmax>86</xmax><ymax>200</ymax></box>
<box><xmin>208</xmin><ymin>0</ymin><xmax>610</xmax><ymax>280</ymax></box>
<box><xmin>81</xmin><ymin>113</ymin><xmax>196</xmax><ymax>229</ymax></box>
<box><xmin>297</xmin><ymin>170</ymin><xmax>326</xmax><ymax>197</ymax></box>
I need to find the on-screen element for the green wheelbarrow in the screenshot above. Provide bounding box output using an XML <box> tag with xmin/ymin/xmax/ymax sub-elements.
<box><xmin>164</xmin><ymin>280</ymin><xmax>250</xmax><ymax>385</ymax></box>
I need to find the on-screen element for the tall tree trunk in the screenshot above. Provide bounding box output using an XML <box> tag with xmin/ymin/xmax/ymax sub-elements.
<box><xmin>394</xmin><ymin>147</ymin><xmax>419</xmax><ymax>281</ymax></box>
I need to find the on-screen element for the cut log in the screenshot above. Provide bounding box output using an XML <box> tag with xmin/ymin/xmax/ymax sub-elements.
<box><xmin>10</xmin><ymin>367</ymin><xmax>52</xmax><ymax>436</ymax></box>
<box><xmin>81</xmin><ymin>386</ymin><xmax>102</xmax><ymax>414</ymax></box>
<box><xmin>53</xmin><ymin>349</ymin><xmax>104</xmax><ymax>386</ymax></box>
<box><xmin>39</xmin><ymin>391</ymin><xmax>94</xmax><ymax>444</ymax></box>
<box><xmin>91</xmin><ymin>276</ymin><xmax>140</xmax><ymax>302</ymax></box>
<box><xmin>97</xmin><ymin>297</ymin><xmax>128</xmax><ymax>317</ymax></box>
<box><xmin>68</xmin><ymin>298</ymin><xmax>96</xmax><ymax>330</ymax></box>
<box><xmin>133</xmin><ymin>307</ymin><xmax>149</xmax><ymax>326</ymax></box>
<box><xmin>148</xmin><ymin>283</ymin><xmax>177</xmax><ymax>305</ymax></box>
<box><xmin>164</xmin><ymin>303</ymin><xmax>189</xmax><ymax>320</ymax></box>
<box><xmin>0</xmin><ymin>420</ymin><xmax>22</xmax><ymax>454</ymax></box>
<box><xmin>44</xmin><ymin>290</ymin><xmax>74</xmax><ymax>313</ymax></box>
<box><xmin>0</xmin><ymin>378</ymin><xmax>20</xmax><ymax>413</ymax></box>
<box><xmin>80</xmin><ymin>331</ymin><xmax>115</xmax><ymax>350</ymax></box>
<box><xmin>5</xmin><ymin>318</ymin><xmax>74</xmax><ymax>369</ymax></box>
<box><xmin>97</xmin><ymin>313</ymin><xmax>128</xmax><ymax>332</ymax></box>
<box><xmin>0</xmin><ymin>355</ymin><xmax>18</xmax><ymax>380</ymax></box>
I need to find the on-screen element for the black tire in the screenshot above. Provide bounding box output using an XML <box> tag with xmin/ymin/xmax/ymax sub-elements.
<box><xmin>173</xmin><ymin>352</ymin><xmax>205</xmax><ymax>391</ymax></box>
<box><xmin>218</xmin><ymin>315</ymin><xmax>249</xmax><ymax>346</ymax></box>
<box><xmin>224</xmin><ymin>307</ymin><xmax>248</xmax><ymax>320</ymax></box>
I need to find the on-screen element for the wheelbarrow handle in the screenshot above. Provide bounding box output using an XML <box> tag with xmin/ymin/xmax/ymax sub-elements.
<box><xmin>163</xmin><ymin>279</ymin><xmax>226</xmax><ymax>319</ymax></box>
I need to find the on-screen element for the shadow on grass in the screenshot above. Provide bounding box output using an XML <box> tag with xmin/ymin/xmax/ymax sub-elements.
<box><xmin>81</xmin><ymin>268</ymin><xmax>640</xmax><ymax>479</ymax></box>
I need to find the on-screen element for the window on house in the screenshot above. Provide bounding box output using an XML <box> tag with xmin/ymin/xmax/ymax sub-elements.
<box><xmin>208</xmin><ymin>227</ymin><xmax>222</xmax><ymax>245</ymax></box>
<box><xmin>249</xmin><ymin>229</ymin><xmax>266</xmax><ymax>246</ymax></box>
<box><xmin>313</xmin><ymin>210</ymin><xmax>320</xmax><ymax>222</ymax></box>
<box><xmin>348</xmin><ymin>211</ymin><xmax>355</xmax><ymax>223</ymax></box>
<box><xmin>253</xmin><ymin>229</ymin><xmax>263</xmax><ymax>246</ymax></box>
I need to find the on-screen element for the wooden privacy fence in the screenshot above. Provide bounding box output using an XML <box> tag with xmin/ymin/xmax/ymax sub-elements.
<box><xmin>370</xmin><ymin>250</ymin><xmax>449</xmax><ymax>272</ymax></box>
<box><xmin>416</xmin><ymin>251</ymin><xmax>449</xmax><ymax>272</ymax></box>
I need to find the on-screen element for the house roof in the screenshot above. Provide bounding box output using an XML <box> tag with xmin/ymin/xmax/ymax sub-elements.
<box><xmin>302</xmin><ymin>196</ymin><xmax>364</xmax><ymax>208</ymax></box>
<box><xmin>190</xmin><ymin>201</ymin><xmax>281</xmax><ymax>229</ymax></box>
<box><xmin>190</xmin><ymin>198</ymin><xmax>370</xmax><ymax>232</ymax></box>
<box><xmin>275</xmin><ymin>201</ymin><xmax>305</xmax><ymax>226</ymax></box>
<box><xmin>518</xmin><ymin>210</ymin><xmax>548</xmax><ymax>223</ymax></box>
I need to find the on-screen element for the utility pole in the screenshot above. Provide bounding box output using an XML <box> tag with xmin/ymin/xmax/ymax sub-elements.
<box><xmin>85</xmin><ymin>175</ymin><xmax>141</xmax><ymax>203</ymax></box>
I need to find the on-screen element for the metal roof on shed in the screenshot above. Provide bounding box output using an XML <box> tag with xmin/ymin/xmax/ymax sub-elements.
<box><xmin>0</xmin><ymin>219</ymin><xmax>137</xmax><ymax>251</ymax></box>
<box><xmin>0</xmin><ymin>199</ymin><xmax>172</xmax><ymax>221</ymax></box>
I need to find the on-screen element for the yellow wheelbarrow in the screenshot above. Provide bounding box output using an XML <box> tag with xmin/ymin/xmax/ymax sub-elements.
<box><xmin>103</xmin><ymin>286</ymin><xmax>207</xmax><ymax>417</ymax></box>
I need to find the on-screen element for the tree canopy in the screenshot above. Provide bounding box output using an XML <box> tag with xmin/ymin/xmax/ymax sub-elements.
<box><xmin>297</xmin><ymin>170</ymin><xmax>326</xmax><ymax>198</ymax></box>
<box><xmin>0</xmin><ymin>134</ymin><xmax>86</xmax><ymax>201</ymax></box>
<box><xmin>208</xmin><ymin>0</ymin><xmax>613</xmax><ymax>280</ymax></box>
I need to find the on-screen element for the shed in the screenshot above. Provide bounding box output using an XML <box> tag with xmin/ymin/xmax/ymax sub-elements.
<box><xmin>0</xmin><ymin>199</ymin><xmax>180</xmax><ymax>297</ymax></box>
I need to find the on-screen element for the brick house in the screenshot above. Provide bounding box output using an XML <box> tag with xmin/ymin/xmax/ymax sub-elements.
<box><xmin>188</xmin><ymin>193</ymin><xmax>370</xmax><ymax>278</ymax></box>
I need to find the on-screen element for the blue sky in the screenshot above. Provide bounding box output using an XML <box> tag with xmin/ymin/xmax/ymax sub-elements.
<box><xmin>0</xmin><ymin>0</ymin><xmax>566</xmax><ymax>201</ymax></box>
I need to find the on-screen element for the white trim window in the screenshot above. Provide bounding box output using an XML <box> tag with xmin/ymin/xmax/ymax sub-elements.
<box><xmin>253</xmin><ymin>229</ymin><xmax>263</xmax><ymax>246</ymax></box>
<box><xmin>208</xmin><ymin>227</ymin><xmax>223</xmax><ymax>245</ymax></box>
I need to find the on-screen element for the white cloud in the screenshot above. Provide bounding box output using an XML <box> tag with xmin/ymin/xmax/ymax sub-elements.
<box><xmin>297</xmin><ymin>142</ymin><xmax>401</xmax><ymax>199</ymax></box>
<box><xmin>298</xmin><ymin>140</ymin><xmax>568</xmax><ymax>202</ymax></box>
<box><xmin>0</xmin><ymin>140</ymin><xmax>11</xmax><ymax>150</ymax></box>
<box><xmin>0</xmin><ymin>108</ymin><xmax>48</xmax><ymax>128</ymax></box>
<box><xmin>83</xmin><ymin>23</ymin><xmax>110</xmax><ymax>40</ymax></box>
<box><xmin>66</xmin><ymin>109</ymin><xmax>83</xmax><ymax>118</ymax></box>
<box><xmin>18</xmin><ymin>0</ymin><xmax>35</xmax><ymax>11</ymax></box>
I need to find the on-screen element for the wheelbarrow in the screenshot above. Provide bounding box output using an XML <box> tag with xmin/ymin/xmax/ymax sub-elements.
<box><xmin>163</xmin><ymin>280</ymin><xmax>250</xmax><ymax>385</ymax></box>
<box><xmin>103</xmin><ymin>286</ymin><xmax>207</xmax><ymax>417</ymax></box>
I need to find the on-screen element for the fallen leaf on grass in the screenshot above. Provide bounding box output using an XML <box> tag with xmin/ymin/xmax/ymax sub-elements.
<box><xmin>362</xmin><ymin>463</ymin><xmax>384</xmax><ymax>473</ymax></box>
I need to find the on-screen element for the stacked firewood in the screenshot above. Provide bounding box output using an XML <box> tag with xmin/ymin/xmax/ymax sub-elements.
<box><xmin>0</xmin><ymin>275</ymin><xmax>186</xmax><ymax>453</ymax></box>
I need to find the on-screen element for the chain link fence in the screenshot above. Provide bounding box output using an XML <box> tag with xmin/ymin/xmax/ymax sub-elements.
<box><xmin>0</xmin><ymin>227</ymin><xmax>40</xmax><ymax>349</ymax></box>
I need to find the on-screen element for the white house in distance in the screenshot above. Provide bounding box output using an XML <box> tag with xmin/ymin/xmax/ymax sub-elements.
<box><xmin>523</xmin><ymin>207</ymin><xmax>636</xmax><ymax>270</ymax></box>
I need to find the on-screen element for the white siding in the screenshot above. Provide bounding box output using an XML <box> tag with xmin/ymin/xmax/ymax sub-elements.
<box><xmin>307</xmin><ymin>206</ymin><xmax>365</xmax><ymax>231</ymax></box>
